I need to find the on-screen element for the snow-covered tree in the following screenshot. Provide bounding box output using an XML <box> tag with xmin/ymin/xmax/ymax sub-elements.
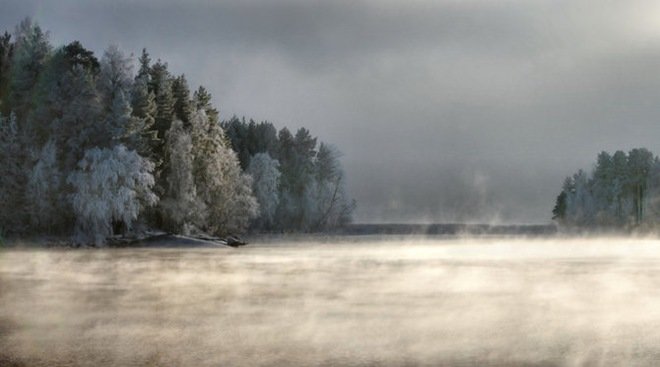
<box><xmin>193</xmin><ymin>86</ymin><xmax>219</xmax><ymax>125</ymax></box>
<box><xmin>310</xmin><ymin>143</ymin><xmax>355</xmax><ymax>229</ymax></box>
<box><xmin>160</xmin><ymin>119</ymin><xmax>205</xmax><ymax>233</ymax></box>
<box><xmin>553</xmin><ymin>148</ymin><xmax>660</xmax><ymax>229</ymax></box>
<box><xmin>130</xmin><ymin>74</ymin><xmax>159</xmax><ymax>160</ymax></box>
<box><xmin>191</xmin><ymin>110</ymin><xmax>258</xmax><ymax>235</ymax></box>
<box><xmin>564</xmin><ymin>170</ymin><xmax>596</xmax><ymax>227</ymax></box>
<box><xmin>247</xmin><ymin>152</ymin><xmax>280</xmax><ymax>229</ymax></box>
<box><xmin>98</xmin><ymin>45</ymin><xmax>133</xmax><ymax>107</ymax></box>
<box><xmin>68</xmin><ymin>145</ymin><xmax>157</xmax><ymax>246</ymax></box>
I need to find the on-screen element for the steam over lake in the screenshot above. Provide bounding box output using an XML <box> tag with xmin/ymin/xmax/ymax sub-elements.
<box><xmin>2</xmin><ymin>236</ymin><xmax>660</xmax><ymax>366</ymax></box>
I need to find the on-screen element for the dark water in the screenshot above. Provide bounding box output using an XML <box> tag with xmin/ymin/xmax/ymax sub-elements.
<box><xmin>2</xmin><ymin>236</ymin><xmax>660</xmax><ymax>366</ymax></box>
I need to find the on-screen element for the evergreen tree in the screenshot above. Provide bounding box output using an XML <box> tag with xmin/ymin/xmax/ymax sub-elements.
<box><xmin>247</xmin><ymin>152</ymin><xmax>281</xmax><ymax>229</ymax></box>
<box><xmin>172</xmin><ymin>74</ymin><xmax>192</xmax><ymax>126</ymax></box>
<box><xmin>311</xmin><ymin>143</ymin><xmax>355</xmax><ymax>229</ymax></box>
<box><xmin>9</xmin><ymin>18</ymin><xmax>51</xmax><ymax>122</ymax></box>
<box><xmin>0</xmin><ymin>19</ymin><xmax>355</xmax><ymax>239</ymax></box>
<box><xmin>131</xmin><ymin>74</ymin><xmax>159</xmax><ymax>160</ymax></box>
<box><xmin>62</xmin><ymin>40</ymin><xmax>99</xmax><ymax>74</ymax></box>
<box><xmin>99</xmin><ymin>45</ymin><xmax>134</xmax><ymax>142</ymax></box>
<box><xmin>150</xmin><ymin>61</ymin><xmax>174</xmax><ymax>149</ymax></box>
<box><xmin>193</xmin><ymin>86</ymin><xmax>219</xmax><ymax>125</ymax></box>
<box><xmin>0</xmin><ymin>112</ymin><xmax>27</xmax><ymax>232</ymax></box>
<box><xmin>136</xmin><ymin>48</ymin><xmax>151</xmax><ymax>82</ymax></box>
<box><xmin>26</xmin><ymin>139</ymin><xmax>64</xmax><ymax>232</ymax></box>
<box><xmin>627</xmin><ymin>148</ymin><xmax>654</xmax><ymax>225</ymax></box>
<box><xmin>52</xmin><ymin>65</ymin><xmax>103</xmax><ymax>172</ymax></box>
<box><xmin>0</xmin><ymin>31</ymin><xmax>13</xmax><ymax>115</ymax></box>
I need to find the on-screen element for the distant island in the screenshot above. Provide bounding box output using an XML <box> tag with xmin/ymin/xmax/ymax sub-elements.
<box><xmin>0</xmin><ymin>18</ymin><xmax>355</xmax><ymax>246</ymax></box>
<box><xmin>553</xmin><ymin>148</ymin><xmax>660</xmax><ymax>231</ymax></box>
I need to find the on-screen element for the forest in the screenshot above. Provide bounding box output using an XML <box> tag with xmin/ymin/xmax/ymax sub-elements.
<box><xmin>0</xmin><ymin>18</ymin><xmax>355</xmax><ymax>245</ymax></box>
<box><xmin>552</xmin><ymin>148</ymin><xmax>660</xmax><ymax>229</ymax></box>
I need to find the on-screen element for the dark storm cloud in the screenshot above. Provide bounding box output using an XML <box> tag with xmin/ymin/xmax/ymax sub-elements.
<box><xmin>3</xmin><ymin>0</ymin><xmax>660</xmax><ymax>223</ymax></box>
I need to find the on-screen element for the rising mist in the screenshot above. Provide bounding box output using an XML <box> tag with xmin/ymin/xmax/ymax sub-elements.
<box><xmin>3</xmin><ymin>236</ymin><xmax>660</xmax><ymax>366</ymax></box>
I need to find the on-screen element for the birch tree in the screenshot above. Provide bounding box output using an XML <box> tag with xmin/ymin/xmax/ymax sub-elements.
<box><xmin>68</xmin><ymin>145</ymin><xmax>157</xmax><ymax>246</ymax></box>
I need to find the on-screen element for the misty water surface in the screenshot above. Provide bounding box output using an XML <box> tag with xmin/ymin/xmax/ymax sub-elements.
<box><xmin>2</xmin><ymin>236</ymin><xmax>660</xmax><ymax>366</ymax></box>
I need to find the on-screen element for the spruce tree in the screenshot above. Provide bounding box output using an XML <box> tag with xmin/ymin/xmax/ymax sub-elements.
<box><xmin>172</xmin><ymin>74</ymin><xmax>192</xmax><ymax>126</ymax></box>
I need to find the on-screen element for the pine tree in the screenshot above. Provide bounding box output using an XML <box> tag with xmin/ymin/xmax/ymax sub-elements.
<box><xmin>52</xmin><ymin>65</ymin><xmax>103</xmax><ymax>172</ymax></box>
<box><xmin>193</xmin><ymin>86</ymin><xmax>219</xmax><ymax>125</ymax></box>
<box><xmin>0</xmin><ymin>31</ymin><xmax>14</xmax><ymax>115</ymax></box>
<box><xmin>131</xmin><ymin>75</ymin><xmax>159</xmax><ymax>160</ymax></box>
<box><xmin>136</xmin><ymin>48</ymin><xmax>151</xmax><ymax>82</ymax></box>
<box><xmin>150</xmin><ymin>61</ymin><xmax>174</xmax><ymax>148</ymax></box>
<box><xmin>9</xmin><ymin>18</ymin><xmax>51</xmax><ymax>122</ymax></box>
<box><xmin>172</xmin><ymin>74</ymin><xmax>192</xmax><ymax>126</ymax></box>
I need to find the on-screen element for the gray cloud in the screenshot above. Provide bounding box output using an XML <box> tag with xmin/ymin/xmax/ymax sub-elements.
<box><xmin>3</xmin><ymin>0</ymin><xmax>660</xmax><ymax>223</ymax></box>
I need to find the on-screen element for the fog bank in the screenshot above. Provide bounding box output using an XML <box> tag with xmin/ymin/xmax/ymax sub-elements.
<box><xmin>3</xmin><ymin>237</ymin><xmax>660</xmax><ymax>365</ymax></box>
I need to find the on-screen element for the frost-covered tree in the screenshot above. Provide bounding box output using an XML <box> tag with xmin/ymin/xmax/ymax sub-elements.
<box><xmin>193</xmin><ymin>86</ymin><xmax>219</xmax><ymax>125</ymax></box>
<box><xmin>553</xmin><ymin>148</ymin><xmax>660</xmax><ymax>229</ymax></box>
<box><xmin>98</xmin><ymin>45</ymin><xmax>158</xmax><ymax>158</ymax></box>
<box><xmin>247</xmin><ymin>153</ymin><xmax>280</xmax><ymax>229</ymax></box>
<box><xmin>26</xmin><ymin>139</ymin><xmax>63</xmax><ymax>232</ymax></box>
<box><xmin>564</xmin><ymin>170</ymin><xmax>596</xmax><ymax>227</ymax></box>
<box><xmin>150</xmin><ymin>61</ymin><xmax>174</xmax><ymax>141</ymax></box>
<box><xmin>191</xmin><ymin>110</ymin><xmax>258</xmax><ymax>235</ymax></box>
<box><xmin>0</xmin><ymin>19</ymin><xmax>355</xmax><ymax>239</ymax></box>
<box><xmin>311</xmin><ymin>143</ymin><xmax>355</xmax><ymax>229</ymax></box>
<box><xmin>130</xmin><ymin>74</ymin><xmax>158</xmax><ymax>160</ymax></box>
<box><xmin>222</xmin><ymin>117</ymin><xmax>355</xmax><ymax>232</ymax></box>
<box><xmin>98</xmin><ymin>45</ymin><xmax>133</xmax><ymax>112</ymax></box>
<box><xmin>68</xmin><ymin>145</ymin><xmax>157</xmax><ymax>246</ymax></box>
<box><xmin>160</xmin><ymin>119</ymin><xmax>205</xmax><ymax>233</ymax></box>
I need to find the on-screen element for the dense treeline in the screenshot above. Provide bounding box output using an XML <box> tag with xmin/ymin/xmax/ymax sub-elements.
<box><xmin>222</xmin><ymin>117</ymin><xmax>355</xmax><ymax>231</ymax></box>
<box><xmin>552</xmin><ymin>148</ymin><xmax>660</xmax><ymax>229</ymax></box>
<box><xmin>0</xmin><ymin>19</ymin><xmax>354</xmax><ymax>245</ymax></box>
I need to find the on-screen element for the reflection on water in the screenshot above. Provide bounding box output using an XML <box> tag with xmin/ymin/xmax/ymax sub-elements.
<box><xmin>2</xmin><ymin>236</ymin><xmax>660</xmax><ymax>366</ymax></box>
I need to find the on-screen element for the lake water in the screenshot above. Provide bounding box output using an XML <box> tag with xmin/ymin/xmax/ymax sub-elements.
<box><xmin>2</xmin><ymin>236</ymin><xmax>660</xmax><ymax>366</ymax></box>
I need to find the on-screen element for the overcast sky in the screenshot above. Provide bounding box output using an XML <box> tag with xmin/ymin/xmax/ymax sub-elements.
<box><xmin>3</xmin><ymin>0</ymin><xmax>660</xmax><ymax>223</ymax></box>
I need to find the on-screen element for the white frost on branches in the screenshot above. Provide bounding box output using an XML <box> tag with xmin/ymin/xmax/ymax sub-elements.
<box><xmin>160</xmin><ymin>119</ymin><xmax>205</xmax><ymax>233</ymax></box>
<box><xmin>191</xmin><ymin>110</ymin><xmax>258</xmax><ymax>235</ymax></box>
<box><xmin>247</xmin><ymin>153</ymin><xmax>280</xmax><ymax>227</ymax></box>
<box><xmin>68</xmin><ymin>145</ymin><xmax>157</xmax><ymax>246</ymax></box>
